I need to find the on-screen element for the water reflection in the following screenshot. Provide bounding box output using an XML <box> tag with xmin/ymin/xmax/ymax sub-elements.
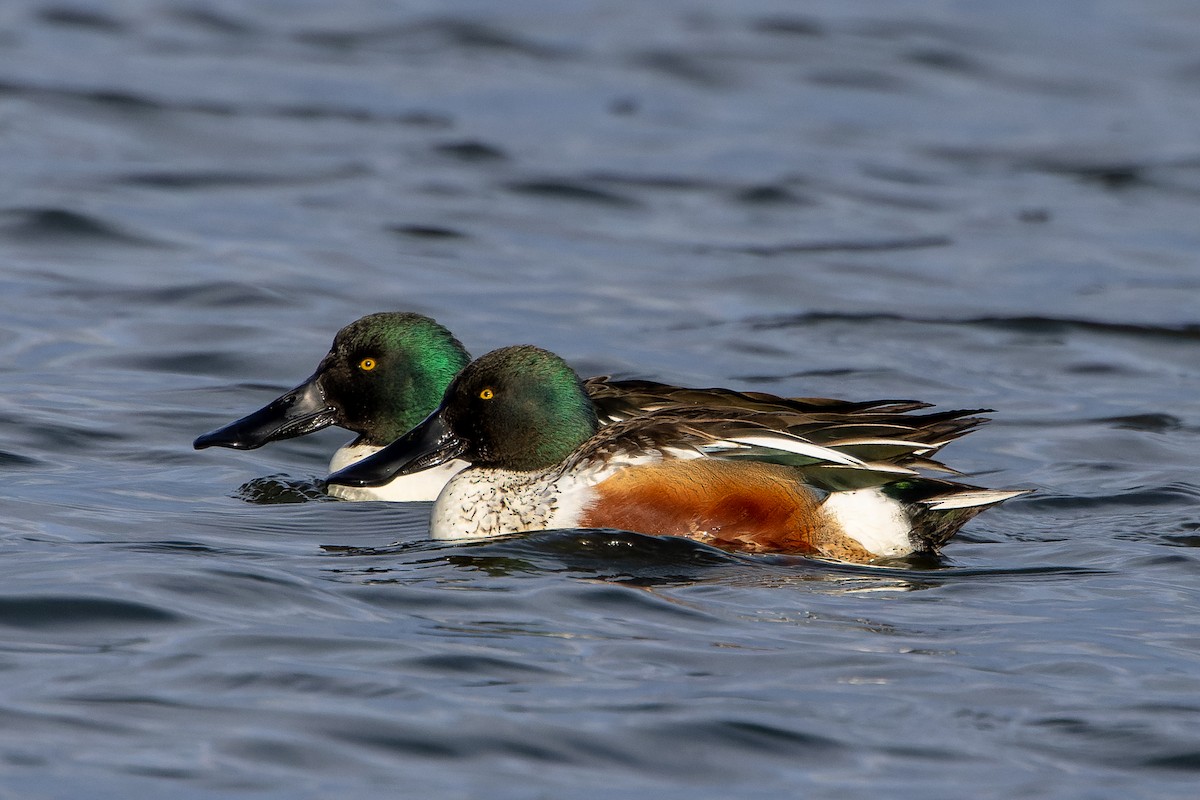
<box><xmin>319</xmin><ymin>528</ymin><xmax>1098</xmax><ymax>599</ymax></box>
<box><xmin>234</xmin><ymin>474</ymin><xmax>334</xmax><ymax>504</ymax></box>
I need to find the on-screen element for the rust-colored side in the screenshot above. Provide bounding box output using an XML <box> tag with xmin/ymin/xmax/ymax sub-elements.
<box><xmin>578</xmin><ymin>459</ymin><xmax>874</xmax><ymax>561</ymax></box>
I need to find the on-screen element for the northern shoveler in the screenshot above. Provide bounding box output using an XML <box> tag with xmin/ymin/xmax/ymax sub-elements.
<box><xmin>194</xmin><ymin>312</ymin><xmax>930</xmax><ymax>502</ymax></box>
<box><xmin>194</xmin><ymin>312</ymin><xmax>472</xmax><ymax>500</ymax></box>
<box><xmin>325</xmin><ymin>345</ymin><xmax>1027</xmax><ymax>562</ymax></box>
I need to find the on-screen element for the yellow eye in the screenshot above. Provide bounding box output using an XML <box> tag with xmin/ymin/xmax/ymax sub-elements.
<box><xmin>359</xmin><ymin>358</ymin><xmax>376</xmax><ymax>371</ymax></box>
<box><xmin>479</xmin><ymin>388</ymin><xmax>494</xmax><ymax>400</ymax></box>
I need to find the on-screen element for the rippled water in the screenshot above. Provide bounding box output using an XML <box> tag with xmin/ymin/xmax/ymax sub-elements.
<box><xmin>2</xmin><ymin>1</ymin><xmax>1199</xmax><ymax>797</ymax></box>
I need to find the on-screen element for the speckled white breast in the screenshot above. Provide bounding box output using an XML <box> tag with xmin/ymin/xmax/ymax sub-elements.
<box><xmin>428</xmin><ymin>460</ymin><xmax>621</xmax><ymax>540</ymax></box>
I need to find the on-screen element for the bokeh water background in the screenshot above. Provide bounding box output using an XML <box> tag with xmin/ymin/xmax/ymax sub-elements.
<box><xmin>2</xmin><ymin>1</ymin><xmax>1199</xmax><ymax>797</ymax></box>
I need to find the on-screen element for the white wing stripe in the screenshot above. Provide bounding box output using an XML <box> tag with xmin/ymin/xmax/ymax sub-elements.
<box><xmin>924</xmin><ymin>490</ymin><xmax>1029</xmax><ymax>510</ymax></box>
<box><xmin>720</xmin><ymin>433</ymin><xmax>866</xmax><ymax>466</ymax></box>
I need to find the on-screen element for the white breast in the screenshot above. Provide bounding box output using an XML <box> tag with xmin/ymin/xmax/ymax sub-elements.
<box><xmin>428</xmin><ymin>459</ymin><xmax>627</xmax><ymax>541</ymax></box>
<box><xmin>325</xmin><ymin>442</ymin><xmax>467</xmax><ymax>502</ymax></box>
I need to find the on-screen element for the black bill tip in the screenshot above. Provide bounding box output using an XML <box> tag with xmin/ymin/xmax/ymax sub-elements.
<box><xmin>194</xmin><ymin>379</ymin><xmax>338</xmax><ymax>451</ymax></box>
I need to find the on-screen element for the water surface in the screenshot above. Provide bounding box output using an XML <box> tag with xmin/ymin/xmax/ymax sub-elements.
<box><xmin>1</xmin><ymin>1</ymin><xmax>1199</xmax><ymax>797</ymax></box>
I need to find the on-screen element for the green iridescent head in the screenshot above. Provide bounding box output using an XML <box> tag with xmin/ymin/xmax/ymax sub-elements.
<box><xmin>440</xmin><ymin>345</ymin><xmax>600</xmax><ymax>471</ymax></box>
<box><xmin>313</xmin><ymin>312</ymin><xmax>471</xmax><ymax>444</ymax></box>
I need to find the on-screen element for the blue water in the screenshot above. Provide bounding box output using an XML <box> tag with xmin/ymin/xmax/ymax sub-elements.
<box><xmin>2</xmin><ymin>1</ymin><xmax>1199</xmax><ymax>797</ymax></box>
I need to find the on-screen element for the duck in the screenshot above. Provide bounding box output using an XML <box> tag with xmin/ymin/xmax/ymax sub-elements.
<box><xmin>194</xmin><ymin>312</ymin><xmax>472</xmax><ymax>500</ymax></box>
<box><xmin>325</xmin><ymin>345</ymin><xmax>1027</xmax><ymax>562</ymax></box>
<box><xmin>194</xmin><ymin>312</ymin><xmax>923</xmax><ymax>501</ymax></box>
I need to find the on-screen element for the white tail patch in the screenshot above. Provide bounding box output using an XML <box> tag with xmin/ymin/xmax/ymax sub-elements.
<box><xmin>921</xmin><ymin>489</ymin><xmax>1030</xmax><ymax>511</ymax></box>
<box><xmin>822</xmin><ymin>488</ymin><xmax>913</xmax><ymax>557</ymax></box>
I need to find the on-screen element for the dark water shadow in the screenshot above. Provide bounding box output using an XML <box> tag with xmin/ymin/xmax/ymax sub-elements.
<box><xmin>0</xmin><ymin>596</ymin><xmax>186</xmax><ymax>631</ymax></box>
<box><xmin>0</xmin><ymin>208</ymin><xmax>170</xmax><ymax>248</ymax></box>
<box><xmin>293</xmin><ymin>17</ymin><xmax>572</xmax><ymax>60</ymax></box>
<box><xmin>0</xmin><ymin>78</ymin><xmax>452</xmax><ymax>126</ymax></box>
<box><xmin>735</xmin><ymin>312</ymin><xmax>1200</xmax><ymax>341</ymax></box>
<box><xmin>116</xmin><ymin>163</ymin><xmax>369</xmax><ymax>190</ymax></box>
<box><xmin>37</xmin><ymin>7</ymin><xmax>126</xmax><ymax>32</ymax></box>
<box><xmin>698</xmin><ymin>235</ymin><xmax>952</xmax><ymax>257</ymax></box>
<box><xmin>503</xmin><ymin>179</ymin><xmax>642</xmax><ymax>208</ymax></box>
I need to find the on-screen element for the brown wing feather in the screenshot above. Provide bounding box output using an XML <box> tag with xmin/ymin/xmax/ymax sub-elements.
<box><xmin>574</xmin><ymin>385</ymin><xmax>990</xmax><ymax>469</ymax></box>
<box><xmin>583</xmin><ymin>376</ymin><xmax>930</xmax><ymax>421</ymax></box>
